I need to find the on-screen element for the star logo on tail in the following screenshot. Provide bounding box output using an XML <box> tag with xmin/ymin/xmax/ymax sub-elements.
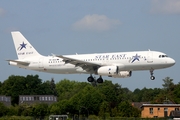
<box><xmin>131</xmin><ymin>54</ymin><xmax>140</xmax><ymax>63</ymax></box>
<box><xmin>18</xmin><ymin>42</ymin><xmax>27</xmax><ymax>51</ymax></box>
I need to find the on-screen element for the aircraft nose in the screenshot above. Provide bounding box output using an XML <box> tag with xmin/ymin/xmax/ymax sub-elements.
<box><xmin>169</xmin><ymin>58</ymin><xmax>175</xmax><ymax>66</ymax></box>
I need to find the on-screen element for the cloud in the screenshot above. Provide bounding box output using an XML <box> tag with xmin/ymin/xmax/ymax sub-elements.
<box><xmin>0</xmin><ymin>8</ymin><xmax>5</xmax><ymax>17</ymax></box>
<box><xmin>72</xmin><ymin>14</ymin><xmax>121</xmax><ymax>31</ymax></box>
<box><xmin>151</xmin><ymin>0</ymin><xmax>180</xmax><ymax>14</ymax></box>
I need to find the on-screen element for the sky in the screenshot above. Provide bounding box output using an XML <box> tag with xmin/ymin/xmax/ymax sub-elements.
<box><xmin>0</xmin><ymin>0</ymin><xmax>179</xmax><ymax>91</ymax></box>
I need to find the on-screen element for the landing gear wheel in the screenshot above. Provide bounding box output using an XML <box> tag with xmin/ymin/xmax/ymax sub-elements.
<box><xmin>87</xmin><ymin>76</ymin><xmax>94</xmax><ymax>82</ymax></box>
<box><xmin>150</xmin><ymin>69</ymin><xmax>155</xmax><ymax>80</ymax></box>
<box><xmin>150</xmin><ymin>76</ymin><xmax>155</xmax><ymax>80</ymax></box>
<box><xmin>97</xmin><ymin>76</ymin><xmax>103</xmax><ymax>83</ymax></box>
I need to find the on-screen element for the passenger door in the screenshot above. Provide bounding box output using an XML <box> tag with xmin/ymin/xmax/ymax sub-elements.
<box><xmin>147</xmin><ymin>51</ymin><xmax>153</xmax><ymax>63</ymax></box>
<box><xmin>39</xmin><ymin>58</ymin><xmax>44</xmax><ymax>68</ymax></box>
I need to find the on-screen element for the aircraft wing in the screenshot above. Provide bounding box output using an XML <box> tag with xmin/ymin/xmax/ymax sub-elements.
<box><xmin>6</xmin><ymin>60</ymin><xmax>30</xmax><ymax>66</ymax></box>
<box><xmin>57</xmin><ymin>55</ymin><xmax>101</xmax><ymax>73</ymax></box>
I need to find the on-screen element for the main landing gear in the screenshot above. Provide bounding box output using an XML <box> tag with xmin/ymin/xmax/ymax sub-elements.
<box><xmin>97</xmin><ymin>76</ymin><xmax>103</xmax><ymax>83</ymax></box>
<box><xmin>150</xmin><ymin>70</ymin><xmax>155</xmax><ymax>80</ymax></box>
<box><xmin>87</xmin><ymin>75</ymin><xmax>104</xmax><ymax>83</ymax></box>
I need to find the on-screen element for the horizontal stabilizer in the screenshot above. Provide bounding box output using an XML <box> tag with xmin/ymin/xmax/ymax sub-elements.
<box><xmin>6</xmin><ymin>60</ymin><xmax>30</xmax><ymax>66</ymax></box>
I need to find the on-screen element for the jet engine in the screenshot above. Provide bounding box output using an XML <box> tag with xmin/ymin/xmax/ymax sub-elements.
<box><xmin>111</xmin><ymin>71</ymin><xmax>132</xmax><ymax>78</ymax></box>
<box><xmin>97</xmin><ymin>66</ymin><xmax>118</xmax><ymax>76</ymax></box>
<box><xmin>97</xmin><ymin>66</ymin><xmax>132</xmax><ymax>78</ymax></box>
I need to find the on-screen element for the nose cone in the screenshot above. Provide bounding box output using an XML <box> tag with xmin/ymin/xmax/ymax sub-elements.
<box><xmin>169</xmin><ymin>58</ymin><xmax>175</xmax><ymax>66</ymax></box>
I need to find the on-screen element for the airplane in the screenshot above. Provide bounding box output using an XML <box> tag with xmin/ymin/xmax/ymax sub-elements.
<box><xmin>7</xmin><ymin>31</ymin><xmax>175</xmax><ymax>83</ymax></box>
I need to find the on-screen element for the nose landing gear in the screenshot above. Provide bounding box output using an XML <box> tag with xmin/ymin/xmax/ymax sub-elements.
<box><xmin>150</xmin><ymin>70</ymin><xmax>155</xmax><ymax>80</ymax></box>
<box><xmin>150</xmin><ymin>76</ymin><xmax>155</xmax><ymax>80</ymax></box>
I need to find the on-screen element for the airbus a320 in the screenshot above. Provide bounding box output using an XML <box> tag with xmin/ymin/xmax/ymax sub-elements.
<box><xmin>7</xmin><ymin>31</ymin><xmax>175</xmax><ymax>83</ymax></box>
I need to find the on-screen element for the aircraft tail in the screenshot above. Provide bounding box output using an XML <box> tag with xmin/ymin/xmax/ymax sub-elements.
<box><xmin>11</xmin><ymin>31</ymin><xmax>42</xmax><ymax>59</ymax></box>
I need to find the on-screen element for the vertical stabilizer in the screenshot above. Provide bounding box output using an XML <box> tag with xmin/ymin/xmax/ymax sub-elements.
<box><xmin>11</xmin><ymin>31</ymin><xmax>41</xmax><ymax>59</ymax></box>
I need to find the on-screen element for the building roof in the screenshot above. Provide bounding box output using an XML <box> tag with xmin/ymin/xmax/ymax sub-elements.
<box><xmin>141</xmin><ymin>104</ymin><xmax>180</xmax><ymax>108</ymax></box>
<box><xmin>132</xmin><ymin>102</ymin><xmax>150</xmax><ymax>110</ymax></box>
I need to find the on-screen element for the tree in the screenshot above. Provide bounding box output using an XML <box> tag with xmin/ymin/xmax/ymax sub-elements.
<box><xmin>172</xmin><ymin>82</ymin><xmax>180</xmax><ymax>103</ymax></box>
<box><xmin>118</xmin><ymin>101</ymin><xmax>140</xmax><ymax>117</ymax></box>
<box><xmin>0</xmin><ymin>81</ymin><xmax>2</xmax><ymax>94</ymax></box>
<box><xmin>78</xmin><ymin>85</ymin><xmax>104</xmax><ymax>115</ymax></box>
<box><xmin>156</xmin><ymin>77</ymin><xmax>175</xmax><ymax>103</ymax></box>
<box><xmin>1</xmin><ymin>75</ymin><xmax>27</xmax><ymax>105</ymax></box>
<box><xmin>24</xmin><ymin>75</ymin><xmax>43</xmax><ymax>95</ymax></box>
<box><xmin>49</xmin><ymin>102</ymin><xmax>61</xmax><ymax>115</ymax></box>
<box><xmin>31</xmin><ymin>103</ymin><xmax>49</xmax><ymax>119</ymax></box>
<box><xmin>0</xmin><ymin>75</ymin><xmax>55</xmax><ymax>105</ymax></box>
<box><xmin>39</xmin><ymin>81</ymin><xmax>54</xmax><ymax>95</ymax></box>
<box><xmin>98</xmin><ymin>80</ymin><xmax>123</xmax><ymax>109</ymax></box>
<box><xmin>132</xmin><ymin>87</ymin><xmax>161</xmax><ymax>102</ymax></box>
<box><xmin>7</xmin><ymin>105</ymin><xmax>19</xmax><ymax>116</ymax></box>
<box><xmin>162</xmin><ymin>77</ymin><xmax>174</xmax><ymax>92</ymax></box>
<box><xmin>56</xmin><ymin>79</ymin><xmax>89</xmax><ymax>101</ymax></box>
<box><xmin>50</xmin><ymin>78</ymin><xmax>57</xmax><ymax>96</ymax></box>
<box><xmin>0</xmin><ymin>102</ymin><xmax>8</xmax><ymax>117</ymax></box>
<box><xmin>98</xmin><ymin>101</ymin><xmax>110</xmax><ymax>118</ymax></box>
<box><xmin>132</xmin><ymin>88</ymin><xmax>141</xmax><ymax>102</ymax></box>
<box><xmin>121</xmin><ymin>87</ymin><xmax>133</xmax><ymax>101</ymax></box>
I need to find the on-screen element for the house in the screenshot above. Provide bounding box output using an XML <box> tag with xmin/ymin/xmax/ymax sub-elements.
<box><xmin>141</xmin><ymin>104</ymin><xmax>180</xmax><ymax>118</ymax></box>
<box><xmin>19</xmin><ymin>95</ymin><xmax>57</xmax><ymax>105</ymax></box>
<box><xmin>0</xmin><ymin>95</ymin><xmax>11</xmax><ymax>106</ymax></box>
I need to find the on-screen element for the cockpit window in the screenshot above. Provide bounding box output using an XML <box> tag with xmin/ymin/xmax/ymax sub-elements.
<box><xmin>159</xmin><ymin>55</ymin><xmax>168</xmax><ymax>58</ymax></box>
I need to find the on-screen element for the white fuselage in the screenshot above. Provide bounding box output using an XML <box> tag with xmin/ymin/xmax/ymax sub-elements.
<box><xmin>9</xmin><ymin>50</ymin><xmax>175</xmax><ymax>75</ymax></box>
<box><xmin>8</xmin><ymin>31</ymin><xmax>176</xmax><ymax>81</ymax></box>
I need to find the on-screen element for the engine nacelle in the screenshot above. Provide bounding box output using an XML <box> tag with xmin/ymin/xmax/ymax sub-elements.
<box><xmin>97</xmin><ymin>66</ymin><xmax>132</xmax><ymax>78</ymax></box>
<box><xmin>97</xmin><ymin>66</ymin><xmax>118</xmax><ymax>76</ymax></box>
<box><xmin>111</xmin><ymin>71</ymin><xmax>132</xmax><ymax>78</ymax></box>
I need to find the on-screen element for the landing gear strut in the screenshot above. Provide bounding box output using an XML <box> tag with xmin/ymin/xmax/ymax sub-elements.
<box><xmin>150</xmin><ymin>70</ymin><xmax>155</xmax><ymax>80</ymax></box>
